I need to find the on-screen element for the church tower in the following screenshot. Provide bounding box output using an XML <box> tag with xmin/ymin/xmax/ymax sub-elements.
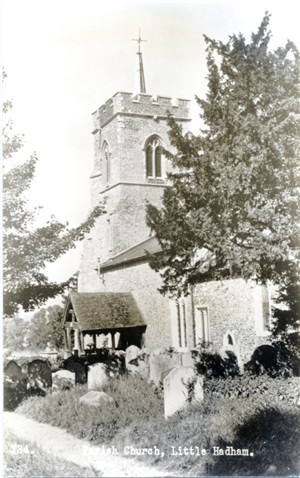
<box><xmin>78</xmin><ymin>34</ymin><xmax>191</xmax><ymax>292</ymax></box>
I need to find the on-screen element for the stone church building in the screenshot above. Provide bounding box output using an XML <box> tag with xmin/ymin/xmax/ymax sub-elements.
<box><xmin>63</xmin><ymin>38</ymin><xmax>271</xmax><ymax>363</ymax></box>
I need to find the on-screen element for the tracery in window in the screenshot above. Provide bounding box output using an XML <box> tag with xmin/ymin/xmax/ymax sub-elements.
<box><xmin>144</xmin><ymin>136</ymin><xmax>163</xmax><ymax>179</ymax></box>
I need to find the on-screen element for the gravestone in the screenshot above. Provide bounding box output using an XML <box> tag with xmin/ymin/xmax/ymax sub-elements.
<box><xmin>88</xmin><ymin>363</ymin><xmax>108</xmax><ymax>390</ymax></box>
<box><xmin>126</xmin><ymin>348</ymin><xmax>149</xmax><ymax>379</ymax></box>
<box><xmin>149</xmin><ymin>351</ymin><xmax>182</xmax><ymax>385</ymax></box>
<box><xmin>125</xmin><ymin>345</ymin><xmax>140</xmax><ymax>367</ymax></box>
<box><xmin>4</xmin><ymin>360</ymin><xmax>27</xmax><ymax>411</ymax></box>
<box><xmin>62</xmin><ymin>356</ymin><xmax>87</xmax><ymax>384</ymax></box>
<box><xmin>52</xmin><ymin>370</ymin><xmax>75</xmax><ymax>391</ymax></box>
<box><xmin>26</xmin><ymin>359</ymin><xmax>52</xmax><ymax>394</ymax></box>
<box><xmin>164</xmin><ymin>366</ymin><xmax>199</xmax><ymax>418</ymax></box>
<box><xmin>79</xmin><ymin>391</ymin><xmax>115</xmax><ymax>407</ymax></box>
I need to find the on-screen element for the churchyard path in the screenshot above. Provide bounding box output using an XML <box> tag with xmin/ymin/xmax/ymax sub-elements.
<box><xmin>4</xmin><ymin>412</ymin><xmax>172</xmax><ymax>477</ymax></box>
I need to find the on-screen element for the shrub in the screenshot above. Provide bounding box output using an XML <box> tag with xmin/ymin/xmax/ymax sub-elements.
<box><xmin>204</xmin><ymin>373</ymin><xmax>300</xmax><ymax>405</ymax></box>
<box><xmin>210</xmin><ymin>406</ymin><xmax>300</xmax><ymax>476</ymax></box>
<box><xmin>194</xmin><ymin>342</ymin><xmax>240</xmax><ymax>378</ymax></box>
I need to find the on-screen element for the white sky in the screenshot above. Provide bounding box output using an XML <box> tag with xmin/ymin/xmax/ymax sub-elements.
<box><xmin>1</xmin><ymin>0</ymin><xmax>300</xmax><ymax>285</ymax></box>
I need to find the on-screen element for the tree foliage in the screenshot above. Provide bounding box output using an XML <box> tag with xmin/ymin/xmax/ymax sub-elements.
<box><xmin>26</xmin><ymin>305</ymin><xmax>65</xmax><ymax>350</ymax></box>
<box><xmin>3</xmin><ymin>316</ymin><xmax>29</xmax><ymax>352</ymax></box>
<box><xmin>2</xmin><ymin>71</ymin><xmax>105</xmax><ymax>316</ymax></box>
<box><xmin>3</xmin><ymin>305</ymin><xmax>65</xmax><ymax>352</ymax></box>
<box><xmin>146</xmin><ymin>14</ymin><xmax>299</xmax><ymax>292</ymax></box>
<box><xmin>146</xmin><ymin>14</ymin><xmax>300</xmax><ymax>344</ymax></box>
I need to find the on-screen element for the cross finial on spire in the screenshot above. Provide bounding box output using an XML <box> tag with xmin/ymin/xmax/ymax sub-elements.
<box><xmin>132</xmin><ymin>28</ymin><xmax>147</xmax><ymax>94</ymax></box>
<box><xmin>132</xmin><ymin>28</ymin><xmax>147</xmax><ymax>54</ymax></box>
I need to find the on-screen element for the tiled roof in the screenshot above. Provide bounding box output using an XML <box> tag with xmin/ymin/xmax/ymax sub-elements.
<box><xmin>100</xmin><ymin>236</ymin><xmax>162</xmax><ymax>271</ymax></box>
<box><xmin>66</xmin><ymin>292</ymin><xmax>146</xmax><ymax>332</ymax></box>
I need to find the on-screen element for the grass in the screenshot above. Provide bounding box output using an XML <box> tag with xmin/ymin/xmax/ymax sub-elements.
<box><xmin>3</xmin><ymin>430</ymin><xmax>102</xmax><ymax>478</ymax></box>
<box><xmin>16</xmin><ymin>373</ymin><xmax>300</xmax><ymax>476</ymax></box>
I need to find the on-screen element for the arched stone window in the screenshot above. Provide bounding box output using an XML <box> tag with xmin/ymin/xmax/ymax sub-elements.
<box><xmin>144</xmin><ymin>136</ymin><xmax>163</xmax><ymax>179</ymax></box>
<box><xmin>228</xmin><ymin>334</ymin><xmax>234</xmax><ymax>345</ymax></box>
<box><xmin>102</xmin><ymin>141</ymin><xmax>111</xmax><ymax>184</ymax></box>
<box><xmin>222</xmin><ymin>331</ymin><xmax>235</xmax><ymax>347</ymax></box>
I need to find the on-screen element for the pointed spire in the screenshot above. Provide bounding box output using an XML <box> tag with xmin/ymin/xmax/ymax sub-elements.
<box><xmin>132</xmin><ymin>28</ymin><xmax>147</xmax><ymax>95</ymax></box>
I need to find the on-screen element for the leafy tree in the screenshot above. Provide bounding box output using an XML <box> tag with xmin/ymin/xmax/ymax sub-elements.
<box><xmin>3</xmin><ymin>316</ymin><xmax>30</xmax><ymax>352</ymax></box>
<box><xmin>26</xmin><ymin>305</ymin><xmax>65</xmax><ymax>351</ymax></box>
<box><xmin>2</xmin><ymin>70</ymin><xmax>105</xmax><ymax>316</ymax></box>
<box><xmin>146</xmin><ymin>15</ymin><xmax>300</xmax><ymax>338</ymax></box>
<box><xmin>271</xmin><ymin>262</ymin><xmax>300</xmax><ymax>374</ymax></box>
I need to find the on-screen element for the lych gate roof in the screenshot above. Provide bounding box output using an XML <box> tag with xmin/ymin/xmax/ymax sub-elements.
<box><xmin>65</xmin><ymin>292</ymin><xmax>145</xmax><ymax>332</ymax></box>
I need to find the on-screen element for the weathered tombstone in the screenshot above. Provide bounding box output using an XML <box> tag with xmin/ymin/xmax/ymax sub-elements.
<box><xmin>4</xmin><ymin>360</ymin><xmax>27</xmax><ymax>411</ymax></box>
<box><xmin>26</xmin><ymin>359</ymin><xmax>52</xmax><ymax>394</ymax></box>
<box><xmin>62</xmin><ymin>356</ymin><xmax>87</xmax><ymax>384</ymax></box>
<box><xmin>88</xmin><ymin>363</ymin><xmax>108</xmax><ymax>390</ymax></box>
<box><xmin>79</xmin><ymin>391</ymin><xmax>115</xmax><ymax>407</ymax></box>
<box><xmin>164</xmin><ymin>366</ymin><xmax>195</xmax><ymax>418</ymax></box>
<box><xmin>127</xmin><ymin>352</ymin><xmax>150</xmax><ymax>379</ymax></box>
<box><xmin>52</xmin><ymin>370</ymin><xmax>75</xmax><ymax>391</ymax></box>
<box><xmin>149</xmin><ymin>350</ymin><xmax>182</xmax><ymax>385</ymax></box>
<box><xmin>125</xmin><ymin>345</ymin><xmax>140</xmax><ymax>367</ymax></box>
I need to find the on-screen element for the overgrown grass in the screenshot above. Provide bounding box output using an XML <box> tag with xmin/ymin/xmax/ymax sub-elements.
<box><xmin>3</xmin><ymin>430</ymin><xmax>101</xmax><ymax>477</ymax></box>
<box><xmin>17</xmin><ymin>373</ymin><xmax>300</xmax><ymax>476</ymax></box>
<box><xmin>17</xmin><ymin>375</ymin><xmax>164</xmax><ymax>443</ymax></box>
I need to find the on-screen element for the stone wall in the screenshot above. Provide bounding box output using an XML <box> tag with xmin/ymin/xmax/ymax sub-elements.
<box><xmin>79</xmin><ymin>89</ymin><xmax>191</xmax><ymax>291</ymax></box>
<box><xmin>192</xmin><ymin>279</ymin><xmax>270</xmax><ymax>362</ymax></box>
<box><xmin>77</xmin><ymin>88</ymin><xmax>269</xmax><ymax>360</ymax></box>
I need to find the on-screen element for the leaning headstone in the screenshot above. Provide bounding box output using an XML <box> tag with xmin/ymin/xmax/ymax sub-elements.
<box><xmin>88</xmin><ymin>363</ymin><xmax>108</xmax><ymax>390</ymax></box>
<box><xmin>149</xmin><ymin>351</ymin><xmax>182</xmax><ymax>385</ymax></box>
<box><xmin>52</xmin><ymin>370</ymin><xmax>75</xmax><ymax>391</ymax></box>
<box><xmin>79</xmin><ymin>391</ymin><xmax>115</xmax><ymax>407</ymax></box>
<box><xmin>164</xmin><ymin>366</ymin><xmax>195</xmax><ymax>418</ymax></box>
<box><xmin>26</xmin><ymin>359</ymin><xmax>52</xmax><ymax>394</ymax></box>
